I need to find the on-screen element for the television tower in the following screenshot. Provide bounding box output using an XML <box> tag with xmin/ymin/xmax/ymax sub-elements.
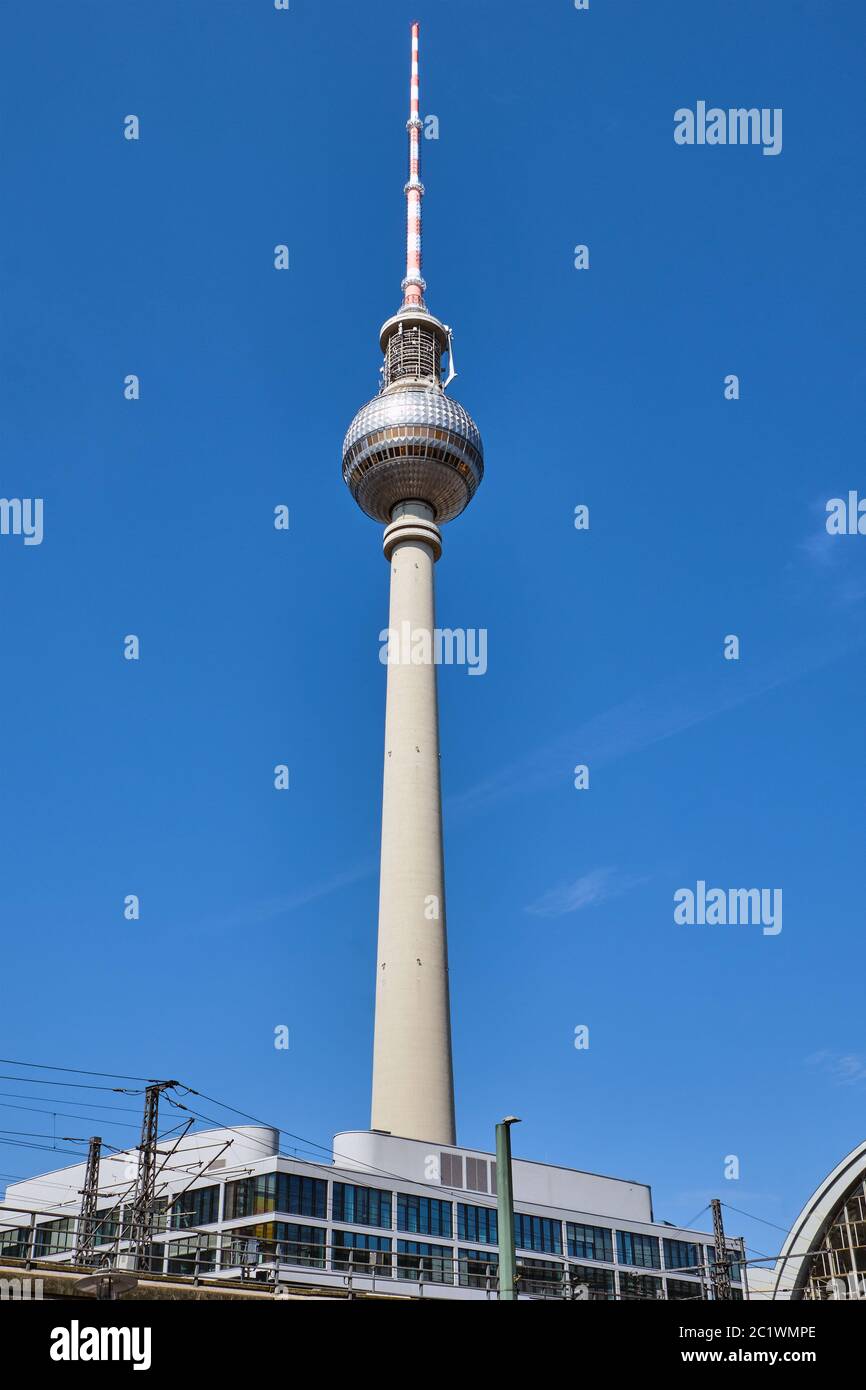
<box><xmin>342</xmin><ymin>22</ymin><xmax>484</xmax><ymax>1146</ymax></box>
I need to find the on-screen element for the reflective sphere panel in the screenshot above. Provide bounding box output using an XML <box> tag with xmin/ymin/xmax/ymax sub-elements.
<box><xmin>342</xmin><ymin>387</ymin><xmax>484</xmax><ymax>524</ymax></box>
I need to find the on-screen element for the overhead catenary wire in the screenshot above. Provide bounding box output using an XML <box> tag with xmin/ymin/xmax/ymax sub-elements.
<box><xmin>0</xmin><ymin>1073</ymin><xmax>144</xmax><ymax>1095</ymax></box>
<box><xmin>0</xmin><ymin>1058</ymin><xmax>162</xmax><ymax>1084</ymax></box>
<box><xmin>0</xmin><ymin>1058</ymin><xmax>741</xmax><ymax>1240</ymax></box>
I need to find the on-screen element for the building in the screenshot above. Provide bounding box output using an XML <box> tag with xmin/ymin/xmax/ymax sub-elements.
<box><xmin>769</xmin><ymin>1139</ymin><xmax>866</xmax><ymax>1300</ymax></box>
<box><xmin>0</xmin><ymin>1125</ymin><xmax>744</xmax><ymax>1300</ymax></box>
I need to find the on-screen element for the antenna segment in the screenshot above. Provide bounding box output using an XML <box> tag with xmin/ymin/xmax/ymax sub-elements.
<box><xmin>401</xmin><ymin>22</ymin><xmax>426</xmax><ymax>309</ymax></box>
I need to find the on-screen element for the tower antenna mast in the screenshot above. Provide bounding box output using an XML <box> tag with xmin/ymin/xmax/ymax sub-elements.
<box><xmin>402</xmin><ymin>21</ymin><xmax>426</xmax><ymax>311</ymax></box>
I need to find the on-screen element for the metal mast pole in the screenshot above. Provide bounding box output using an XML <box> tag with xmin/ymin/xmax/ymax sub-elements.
<box><xmin>495</xmin><ymin>1118</ymin><xmax>520</xmax><ymax>1301</ymax></box>
<box><xmin>710</xmin><ymin>1198</ymin><xmax>732</xmax><ymax>1300</ymax></box>
<box><xmin>74</xmin><ymin>1135</ymin><xmax>102</xmax><ymax>1265</ymax></box>
<box><xmin>402</xmin><ymin>21</ymin><xmax>425</xmax><ymax>311</ymax></box>
<box><xmin>128</xmin><ymin>1080</ymin><xmax>178</xmax><ymax>1271</ymax></box>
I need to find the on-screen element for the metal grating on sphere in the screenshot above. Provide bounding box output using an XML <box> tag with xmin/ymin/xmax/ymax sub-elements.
<box><xmin>342</xmin><ymin>387</ymin><xmax>484</xmax><ymax>524</ymax></box>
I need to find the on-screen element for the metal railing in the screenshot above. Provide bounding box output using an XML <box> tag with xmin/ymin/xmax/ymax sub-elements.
<box><xmin>0</xmin><ymin>1203</ymin><xmax>740</xmax><ymax>1300</ymax></box>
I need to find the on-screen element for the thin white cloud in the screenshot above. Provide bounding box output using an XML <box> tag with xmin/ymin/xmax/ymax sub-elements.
<box><xmin>525</xmin><ymin>867</ymin><xmax>645</xmax><ymax>919</ymax></box>
<box><xmin>806</xmin><ymin>1050</ymin><xmax>866</xmax><ymax>1086</ymax></box>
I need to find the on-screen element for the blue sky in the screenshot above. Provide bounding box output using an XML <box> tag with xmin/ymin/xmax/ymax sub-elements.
<box><xmin>1</xmin><ymin>0</ymin><xmax>865</xmax><ymax>1271</ymax></box>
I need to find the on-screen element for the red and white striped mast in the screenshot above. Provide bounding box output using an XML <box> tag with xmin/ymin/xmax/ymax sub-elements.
<box><xmin>401</xmin><ymin>21</ymin><xmax>426</xmax><ymax>311</ymax></box>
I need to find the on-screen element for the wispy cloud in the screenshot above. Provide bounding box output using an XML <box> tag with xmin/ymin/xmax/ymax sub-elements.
<box><xmin>806</xmin><ymin>1050</ymin><xmax>866</xmax><ymax>1086</ymax></box>
<box><xmin>798</xmin><ymin>499</ymin><xmax>866</xmax><ymax>605</ymax></box>
<box><xmin>525</xmin><ymin>867</ymin><xmax>646</xmax><ymax>919</ymax></box>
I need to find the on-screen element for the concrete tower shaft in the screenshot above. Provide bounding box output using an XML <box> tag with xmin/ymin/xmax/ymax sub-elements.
<box><xmin>371</xmin><ymin>501</ymin><xmax>455</xmax><ymax>1144</ymax></box>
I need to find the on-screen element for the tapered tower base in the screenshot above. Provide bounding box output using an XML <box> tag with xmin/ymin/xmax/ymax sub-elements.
<box><xmin>370</xmin><ymin>502</ymin><xmax>456</xmax><ymax>1145</ymax></box>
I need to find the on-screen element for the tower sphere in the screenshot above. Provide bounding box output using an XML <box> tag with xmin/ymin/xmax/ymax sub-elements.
<box><xmin>342</xmin><ymin>309</ymin><xmax>484</xmax><ymax>525</ymax></box>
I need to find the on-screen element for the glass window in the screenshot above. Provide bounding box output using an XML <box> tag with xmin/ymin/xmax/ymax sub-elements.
<box><xmin>569</xmin><ymin>1262</ymin><xmax>617</xmax><ymax>1300</ymax></box>
<box><xmin>281</xmin><ymin>1173</ymin><xmax>327</xmax><ymax>1221</ymax></box>
<box><xmin>458</xmin><ymin>1248</ymin><xmax>499</xmax><ymax>1289</ymax></box>
<box><xmin>396</xmin><ymin>1193</ymin><xmax>452</xmax><ymax>1238</ymax></box>
<box><xmin>616</xmin><ymin>1230</ymin><xmax>661</xmax><ymax>1269</ymax></box>
<box><xmin>567</xmin><ymin>1222</ymin><xmax>613</xmax><ymax>1262</ymax></box>
<box><xmin>33</xmin><ymin>1218</ymin><xmax>75</xmax><ymax>1256</ymax></box>
<box><xmin>272</xmin><ymin>1222</ymin><xmax>326</xmax><ymax>1269</ymax></box>
<box><xmin>666</xmin><ymin>1277</ymin><xmax>704</xmax><ymax>1300</ymax></box>
<box><xmin>0</xmin><ymin>1226</ymin><xmax>31</xmax><ymax>1259</ymax></box>
<box><xmin>224</xmin><ymin>1174</ymin><xmax>271</xmax><ymax>1219</ymax></box>
<box><xmin>224</xmin><ymin>1172</ymin><xmax>326</xmax><ymax>1222</ymax></box>
<box><xmin>90</xmin><ymin>1210</ymin><xmax>120</xmax><ymax>1249</ymax></box>
<box><xmin>396</xmin><ymin>1240</ymin><xmax>454</xmax><ymax>1284</ymax></box>
<box><xmin>165</xmin><ymin>1236</ymin><xmax>218</xmax><ymax>1276</ymax></box>
<box><xmin>514</xmin><ymin>1212</ymin><xmax>562</xmax><ymax>1254</ymax></box>
<box><xmin>619</xmin><ymin>1271</ymin><xmax>664</xmax><ymax>1300</ymax></box>
<box><xmin>332</xmin><ymin>1183</ymin><xmax>392</xmax><ymax>1230</ymax></box>
<box><xmin>457</xmin><ymin>1202</ymin><xmax>498</xmax><ymax>1245</ymax></box>
<box><xmin>705</xmin><ymin>1244</ymin><xmax>743</xmax><ymax>1286</ymax></box>
<box><xmin>663</xmin><ymin>1239</ymin><xmax>702</xmax><ymax>1275</ymax></box>
<box><xmin>517</xmin><ymin>1257</ymin><xmax>565</xmax><ymax>1297</ymax></box>
<box><xmin>332</xmin><ymin>1230</ymin><xmax>391</xmax><ymax>1275</ymax></box>
<box><xmin>170</xmin><ymin>1184</ymin><xmax>219</xmax><ymax>1230</ymax></box>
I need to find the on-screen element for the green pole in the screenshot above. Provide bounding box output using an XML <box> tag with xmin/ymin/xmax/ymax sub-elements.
<box><xmin>495</xmin><ymin>1117</ymin><xmax>520</xmax><ymax>1301</ymax></box>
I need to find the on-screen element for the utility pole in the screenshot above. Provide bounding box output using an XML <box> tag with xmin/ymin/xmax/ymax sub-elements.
<box><xmin>74</xmin><ymin>1135</ymin><xmax>102</xmax><ymax>1266</ymax></box>
<box><xmin>710</xmin><ymin>1198</ymin><xmax>732</xmax><ymax>1301</ymax></box>
<box><xmin>495</xmin><ymin>1117</ymin><xmax>520</xmax><ymax>1301</ymax></box>
<box><xmin>127</xmin><ymin>1080</ymin><xmax>178</xmax><ymax>1272</ymax></box>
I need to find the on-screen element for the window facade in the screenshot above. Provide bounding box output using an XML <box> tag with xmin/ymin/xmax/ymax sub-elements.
<box><xmin>619</xmin><ymin>1271</ymin><xmax>664</xmax><ymax>1300</ymax></box>
<box><xmin>396</xmin><ymin>1240</ymin><xmax>453</xmax><ymax>1284</ymax></box>
<box><xmin>517</xmin><ymin>1257</ymin><xmax>564</xmax><ymax>1296</ymax></box>
<box><xmin>224</xmin><ymin>1172</ymin><xmax>327</xmax><ymax>1222</ymax></box>
<box><xmin>0</xmin><ymin>1226</ymin><xmax>31</xmax><ymax>1259</ymax></box>
<box><xmin>332</xmin><ymin>1183</ymin><xmax>392</xmax><ymax>1230</ymax></box>
<box><xmin>332</xmin><ymin>1230</ymin><xmax>391</xmax><ymax>1274</ymax></box>
<box><xmin>33</xmin><ymin>1218</ymin><xmax>75</xmax><ymax>1256</ymax></box>
<box><xmin>219</xmin><ymin>1221</ymin><xmax>326</xmax><ymax>1270</ymax></box>
<box><xmin>617</xmin><ymin>1230</ymin><xmax>661</xmax><ymax>1269</ymax></box>
<box><xmin>567</xmin><ymin>1222</ymin><xmax>613</xmax><ymax>1262</ymax></box>
<box><xmin>457</xmin><ymin>1203</ymin><xmax>498</xmax><ymax>1245</ymax></box>
<box><xmin>91</xmin><ymin>1210</ymin><xmax>120</xmax><ymax>1249</ymax></box>
<box><xmin>705</xmin><ymin>1244</ymin><xmax>743</xmax><ymax>1286</ymax></box>
<box><xmin>396</xmin><ymin>1193</ymin><xmax>452</xmax><ymax>1238</ymax></box>
<box><xmin>270</xmin><ymin>1222</ymin><xmax>327</xmax><ymax>1269</ymax></box>
<box><xmin>121</xmin><ymin>1197</ymin><xmax>166</xmax><ymax>1239</ymax></box>
<box><xmin>458</xmin><ymin>1248</ymin><xmax>499</xmax><ymax>1289</ymax></box>
<box><xmin>666</xmin><ymin>1277</ymin><xmax>704</xmax><ymax>1300</ymax></box>
<box><xmin>569</xmin><ymin>1262</ymin><xmax>616</xmax><ymax>1300</ymax></box>
<box><xmin>514</xmin><ymin>1212</ymin><xmax>562</xmax><ymax>1255</ymax></box>
<box><xmin>663</xmin><ymin>1238</ymin><xmax>702</xmax><ymax>1275</ymax></box>
<box><xmin>170</xmin><ymin>1184</ymin><xmax>220</xmax><ymax>1230</ymax></box>
<box><xmin>165</xmin><ymin>1237</ymin><xmax>218</xmax><ymax>1275</ymax></box>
